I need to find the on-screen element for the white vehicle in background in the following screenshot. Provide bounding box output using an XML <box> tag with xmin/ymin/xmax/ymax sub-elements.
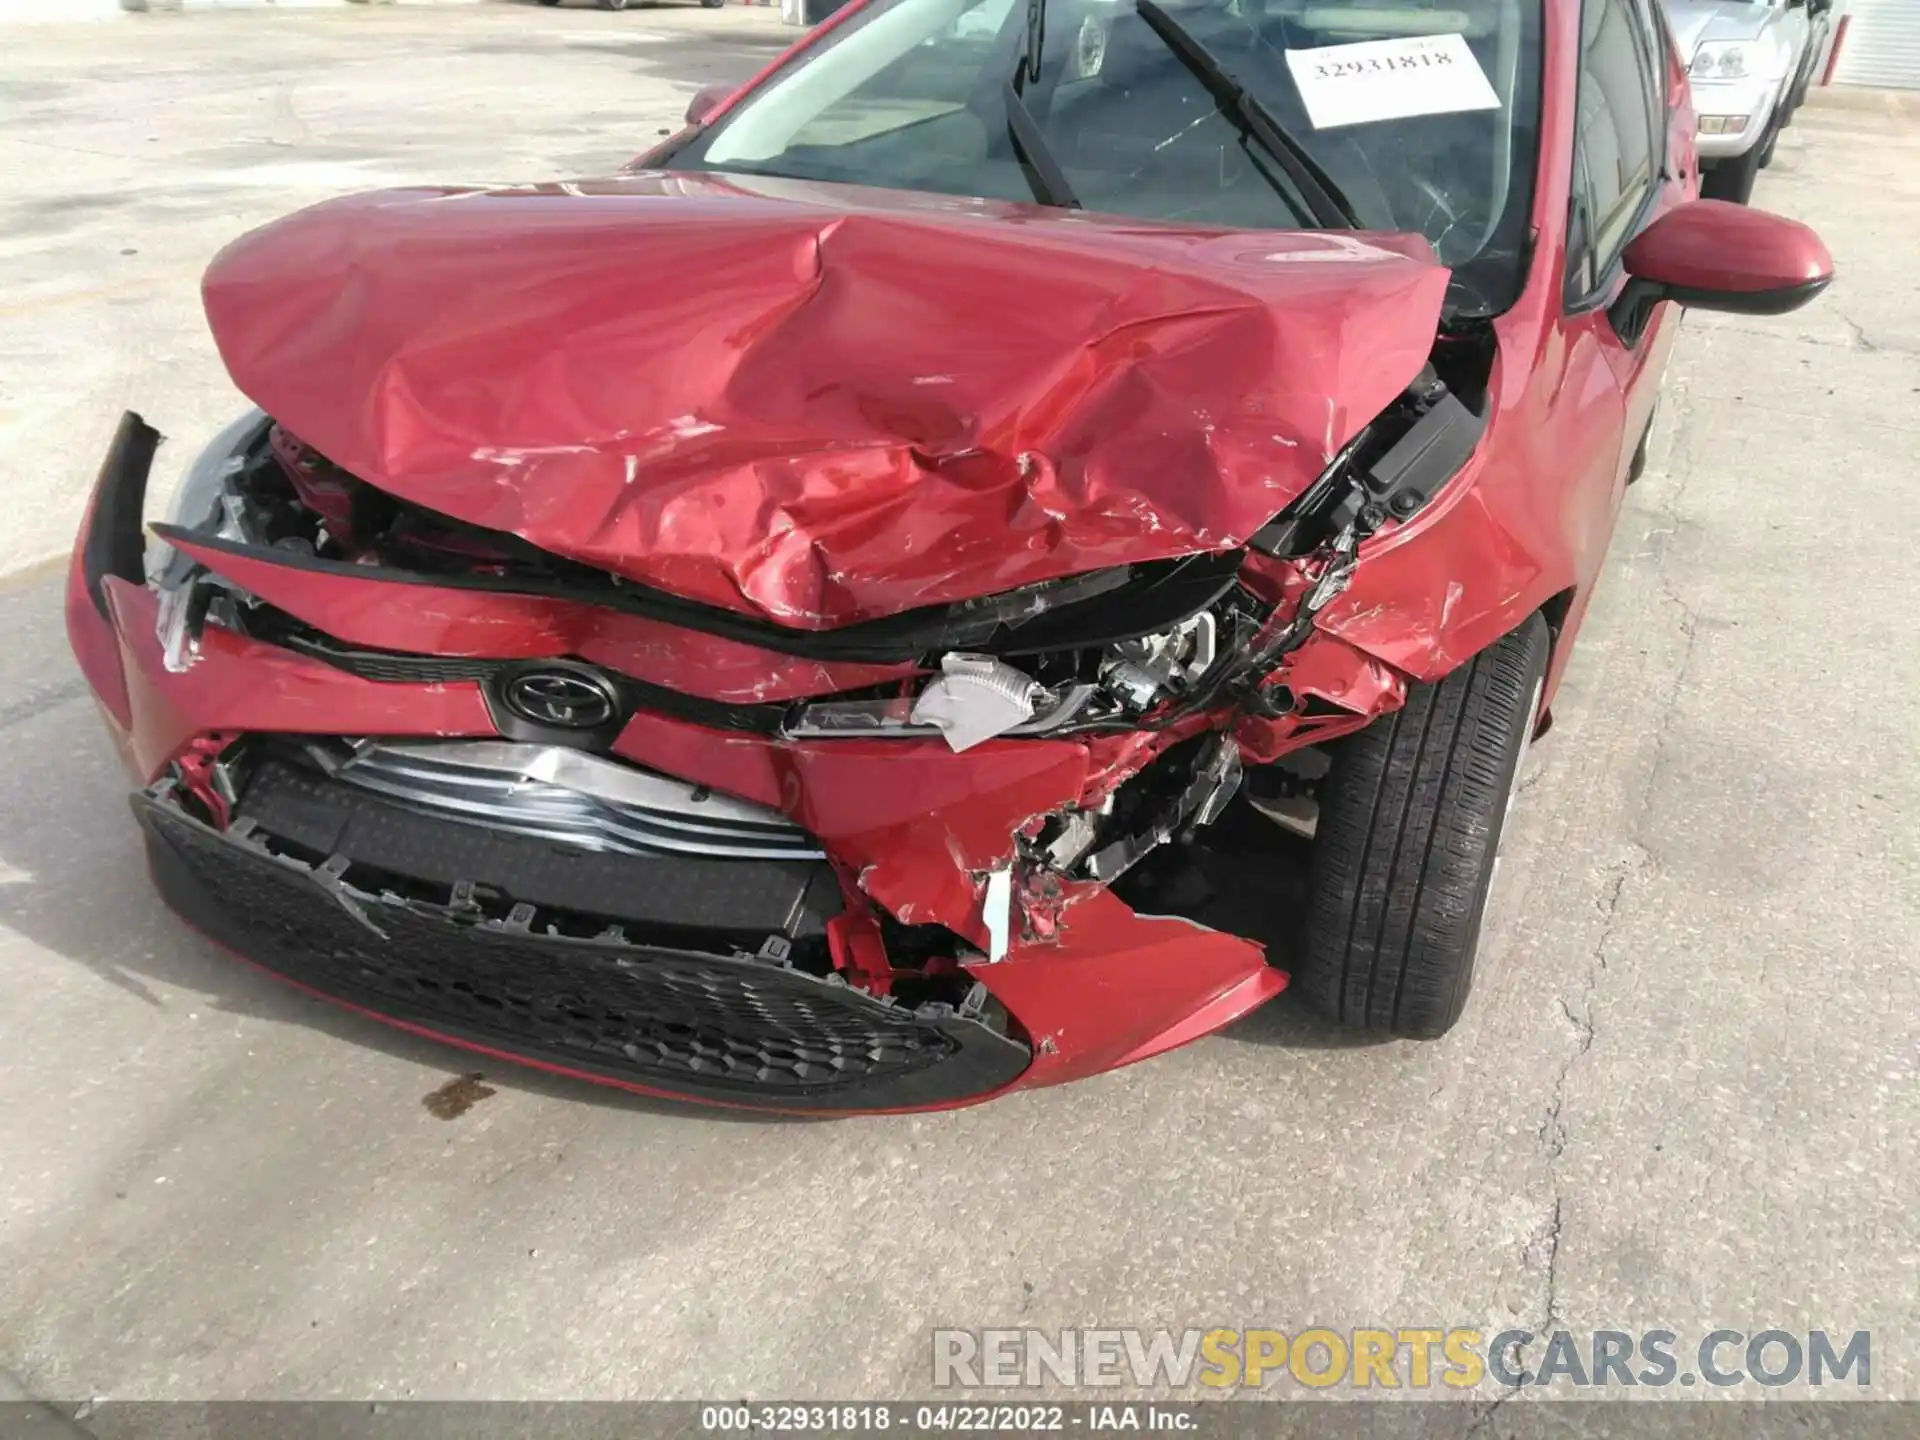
<box><xmin>1666</xmin><ymin>0</ymin><xmax>1835</xmax><ymax>203</ymax></box>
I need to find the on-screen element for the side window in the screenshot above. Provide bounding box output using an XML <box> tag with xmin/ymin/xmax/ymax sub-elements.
<box><xmin>1567</xmin><ymin>145</ymin><xmax>1598</xmax><ymax>299</ymax></box>
<box><xmin>1568</xmin><ymin>0</ymin><xmax>1661</xmax><ymax>300</ymax></box>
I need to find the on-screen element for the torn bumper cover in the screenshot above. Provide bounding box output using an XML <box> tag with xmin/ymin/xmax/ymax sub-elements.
<box><xmin>64</xmin><ymin>182</ymin><xmax>1484</xmax><ymax>1111</ymax></box>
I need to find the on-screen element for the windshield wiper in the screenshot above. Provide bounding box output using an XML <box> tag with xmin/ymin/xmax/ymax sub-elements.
<box><xmin>1002</xmin><ymin>0</ymin><xmax>1080</xmax><ymax>209</ymax></box>
<box><xmin>1132</xmin><ymin>0</ymin><xmax>1358</xmax><ymax>229</ymax></box>
<box><xmin>1003</xmin><ymin>80</ymin><xmax>1081</xmax><ymax>209</ymax></box>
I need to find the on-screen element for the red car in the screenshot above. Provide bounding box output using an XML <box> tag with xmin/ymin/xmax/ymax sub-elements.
<box><xmin>67</xmin><ymin>0</ymin><xmax>1829</xmax><ymax>1112</ymax></box>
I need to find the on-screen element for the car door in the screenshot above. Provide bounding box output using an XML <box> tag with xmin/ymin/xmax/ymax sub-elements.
<box><xmin>1565</xmin><ymin>0</ymin><xmax>1688</xmax><ymax>484</ymax></box>
<box><xmin>1507</xmin><ymin>0</ymin><xmax>1687</xmax><ymax>704</ymax></box>
<box><xmin>1775</xmin><ymin>0</ymin><xmax>1813</xmax><ymax>86</ymax></box>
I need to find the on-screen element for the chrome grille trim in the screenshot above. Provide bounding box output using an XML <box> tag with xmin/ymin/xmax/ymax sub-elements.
<box><xmin>329</xmin><ymin>741</ymin><xmax>823</xmax><ymax>861</ymax></box>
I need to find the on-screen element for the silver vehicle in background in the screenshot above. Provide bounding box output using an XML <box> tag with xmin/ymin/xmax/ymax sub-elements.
<box><xmin>1666</xmin><ymin>0</ymin><xmax>1834</xmax><ymax>203</ymax></box>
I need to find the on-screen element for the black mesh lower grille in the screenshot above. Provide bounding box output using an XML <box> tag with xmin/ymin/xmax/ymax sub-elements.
<box><xmin>136</xmin><ymin>789</ymin><xmax>1028</xmax><ymax>1109</ymax></box>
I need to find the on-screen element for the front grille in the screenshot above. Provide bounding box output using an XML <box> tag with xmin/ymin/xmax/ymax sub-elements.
<box><xmin>137</xmin><ymin>788</ymin><xmax>1029</xmax><ymax>1109</ymax></box>
<box><xmin>236</xmin><ymin>757</ymin><xmax>842</xmax><ymax>941</ymax></box>
<box><xmin>276</xmin><ymin>631</ymin><xmax>500</xmax><ymax>683</ymax></box>
<box><xmin>260</xmin><ymin>618</ymin><xmax>787</xmax><ymax>735</ymax></box>
<box><xmin>329</xmin><ymin>741</ymin><xmax>822</xmax><ymax>861</ymax></box>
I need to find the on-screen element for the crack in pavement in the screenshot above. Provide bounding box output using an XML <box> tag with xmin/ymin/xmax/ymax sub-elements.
<box><xmin>1699</xmin><ymin>312</ymin><xmax>1918</xmax><ymax>360</ymax></box>
<box><xmin>1481</xmin><ymin>379</ymin><xmax>1713</xmax><ymax>1434</ymax></box>
<box><xmin>1465</xmin><ymin>1197</ymin><xmax>1571</xmax><ymax>1435</ymax></box>
<box><xmin>1836</xmin><ymin>310</ymin><xmax>1882</xmax><ymax>353</ymax></box>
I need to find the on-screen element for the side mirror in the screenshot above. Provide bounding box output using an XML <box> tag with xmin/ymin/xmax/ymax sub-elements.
<box><xmin>685</xmin><ymin>82</ymin><xmax>733</xmax><ymax>127</ymax></box>
<box><xmin>1622</xmin><ymin>199</ymin><xmax>1832</xmax><ymax>316</ymax></box>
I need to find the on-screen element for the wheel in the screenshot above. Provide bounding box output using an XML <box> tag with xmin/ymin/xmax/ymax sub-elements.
<box><xmin>600</xmin><ymin>0</ymin><xmax>630</xmax><ymax>9</ymax></box>
<box><xmin>1757</xmin><ymin>117</ymin><xmax>1781</xmax><ymax>169</ymax></box>
<box><xmin>538</xmin><ymin>0</ymin><xmax>561</xmax><ymax>6</ymax></box>
<box><xmin>701</xmin><ymin>0</ymin><xmax>727</xmax><ymax>7</ymax></box>
<box><xmin>1699</xmin><ymin>141</ymin><xmax>1762</xmax><ymax>204</ymax></box>
<box><xmin>1295</xmin><ymin>613</ymin><xmax>1551</xmax><ymax>1039</ymax></box>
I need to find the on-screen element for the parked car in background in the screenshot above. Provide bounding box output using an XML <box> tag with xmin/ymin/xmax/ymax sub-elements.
<box><xmin>1665</xmin><ymin>0</ymin><xmax>1833</xmax><ymax>202</ymax></box>
<box><xmin>782</xmin><ymin>0</ymin><xmax>855</xmax><ymax>22</ymax></box>
<box><xmin>542</xmin><ymin>0</ymin><xmax>728</xmax><ymax>12</ymax></box>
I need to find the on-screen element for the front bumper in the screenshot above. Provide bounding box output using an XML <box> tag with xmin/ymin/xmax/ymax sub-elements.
<box><xmin>137</xmin><ymin>781</ymin><xmax>1034</xmax><ymax>1111</ymax></box>
<box><xmin>69</xmin><ymin>414</ymin><xmax>1293</xmax><ymax>1112</ymax></box>
<box><xmin>1691</xmin><ymin>76</ymin><xmax>1785</xmax><ymax>160</ymax></box>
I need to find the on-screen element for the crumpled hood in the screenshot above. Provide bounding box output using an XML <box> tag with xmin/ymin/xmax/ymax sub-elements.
<box><xmin>203</xmin><ymin>171</ymin><xmax>1449</xmax><ymax>628</ymax></box>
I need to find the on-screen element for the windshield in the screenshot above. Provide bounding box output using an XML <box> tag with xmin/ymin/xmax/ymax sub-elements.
<box><xmin>666</xmin><ymin>0</ymin><xmax>1542</xmax><ymax>317</ymax></box>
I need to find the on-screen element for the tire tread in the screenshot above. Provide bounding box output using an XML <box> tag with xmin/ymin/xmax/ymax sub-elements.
<box><xmin>1296</xmin><ymin>615</ymin><xmax>1550</xmax><ymax>1038</ymax></box>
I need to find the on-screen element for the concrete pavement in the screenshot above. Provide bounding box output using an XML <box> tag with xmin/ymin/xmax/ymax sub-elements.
<box><xmin>0</xmin><ymin>9</ymin><xmax>1916</xmax><ymax>1421</ymax></box>
<box><xmin>0</xmin><ymin>2</ymin><xmax>793</xmax><ymax>582</ymax></box>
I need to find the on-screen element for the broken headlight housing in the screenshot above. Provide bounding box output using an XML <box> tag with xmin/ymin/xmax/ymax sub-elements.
<box><xmin>147</xmin><ymin>409</ymin><xmax>275</xmax><ymax>672</ymax></box>
<box><xmin>146</xmin><ymin>408</ymin><xmax>271</xmax><ymax>585</ymax></box>
<box><xmin>782</xmin><ymin>608</ymin><xmax>1235</xmax><ymax>752</ymax></box>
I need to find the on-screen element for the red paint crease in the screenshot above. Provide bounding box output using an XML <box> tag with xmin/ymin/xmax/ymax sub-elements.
<box><xmin>202</xmin><ymin>170</ymin><xmax>1450</xmax><ymax>627</ymax></box>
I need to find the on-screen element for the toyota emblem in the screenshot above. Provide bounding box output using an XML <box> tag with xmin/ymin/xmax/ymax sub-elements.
<box><xmin>499</xmin><ymin>668</ymin><xmax>618</xmax><ymax>730</ymax></box>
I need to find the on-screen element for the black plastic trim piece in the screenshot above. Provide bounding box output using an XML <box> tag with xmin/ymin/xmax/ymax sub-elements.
<box><xmin>137</xmin><ymin>790</ymin><xmax>1030</xmax><ymax>1111</ymax></box>
<box><xmin>263</xmin><ymin>621</ymin><xmax>793</xmax><ymax>736</ymax></box>
<box><xmin>1247</xmin><ymin>371</ymin><xmax>1485</xmax><ymax>557</ymax></box>
<box><xmin>235</xmin><ymin>758</ymin><xmax>842</xmax><ymax>940</ymax></box>
<box><xmin>270</xmin><ymin>629</ymin><xmax>502</xmax><ymax>684</ymax></box>
<box><xmin>82</xmin><ymin>412</ymin><xmax>161</xmax><ymax>618</ymax></box>
<box><xmin>991</xmin><ymin>551</ymin><xmax>1243</xmax><ymax>654</ymax></box>
<box><xmin>158</xmin><ymin>524</ymin><xmax>1244</xmax><ymax>666</ymax></box>
<box><xmin>1661</xmin><ymin>274</ymin><xmax>1833</xmax><ymax>318</ymax></box>
<box><xmin>482</xmin><ymin>658</ymin><xmax>631</xmax><ymax>753</ymax></box>
<box><xmin>1358</xmin><ymin>387</ymin><xmax>1487</xmax><ymax>522</ymax></box>
<box><xmin>1607</xmin><ymin>273</ymin><xmax>1833</xmax><ymax>342</ymax></box>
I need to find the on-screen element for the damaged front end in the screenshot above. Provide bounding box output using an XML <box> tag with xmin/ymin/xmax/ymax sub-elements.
<box><xmin>63</xmin><ymin>165</ymin><xmax>1511</xmax><ymax>1107</ymax></box>
<box><xmin>66</xmin><ymin>342</ymin><xmax>1488</xmax><ymax>1110</ymax></box>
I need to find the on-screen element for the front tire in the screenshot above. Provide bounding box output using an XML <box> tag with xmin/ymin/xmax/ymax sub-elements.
<box><xmin>600</xmin><ymin>0</ymin><xmax>630</xmax><ymax>9</ymax></box>
<box><xmin>1295</xmin><ymin>614</ymin><xmax>1551</xmax><ymax>1039</ymax></box>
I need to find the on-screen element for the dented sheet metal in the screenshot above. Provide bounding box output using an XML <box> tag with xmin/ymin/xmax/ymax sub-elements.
<box><xmin>158</xmin><ymin>532</ymin><xmax>917</xmax><ymax>703</ymax></box>
<box><xmin>100</xmin><ymin>579</ymin><xmax>496</xmax><ymax>782</ymax></box>
<box><xmin>202</xmin><ymin>171</ymin><xmax>1450</xmax><ymax>628</ymax></box>
<box><xmin>610</xmin><ymin>711</ymin><xmax>1090</xmax><ymax>948</ymax></box>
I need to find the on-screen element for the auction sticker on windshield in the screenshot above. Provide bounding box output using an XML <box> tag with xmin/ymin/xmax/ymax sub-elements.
<box><xmin>1284</xmin><ymin>33</ymin><xmax>1500</xmax><ymax>130</ymax></box>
